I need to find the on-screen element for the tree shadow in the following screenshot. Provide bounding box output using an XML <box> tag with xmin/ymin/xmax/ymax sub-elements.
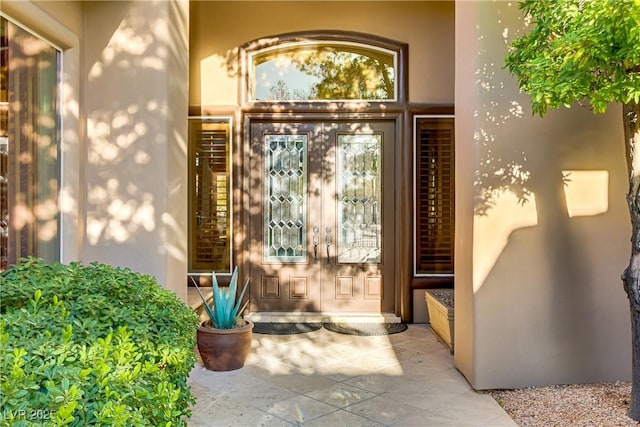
<box><xmin>242</xmin><ymin>119</ymin><xmax>395</xmax><ymax>315</ymax></box>
<box><xmin>82</xmin><ymin>1</ymin><xmax>189</xmax><ymax>279</ymax></box>
<box><xmin>468</xmin><ymin>1</ymin><xmax>629</xmax><ymax>385</ymax></box>
<box><xmin>190</xmin><ymin>29</ymin><xmax>407</xmax><ymax>315</ymax></box>
<box><xmin>2</xmin><ymin>17</ymin><xmax>60</xmax><ymax>269</ymax></box>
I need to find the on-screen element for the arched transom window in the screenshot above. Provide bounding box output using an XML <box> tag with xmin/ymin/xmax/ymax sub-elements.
<box><xmin>248</xmin><ymin>39</ymin><xmax>398</xmax><ymax>102</ymax></box>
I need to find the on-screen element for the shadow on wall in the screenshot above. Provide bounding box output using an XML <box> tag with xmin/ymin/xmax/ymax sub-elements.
<box><xmin>83</xmin><ymin>1</ymin><xmax>188</xmax><ymax>274</ymax></box>
<box><xmin>193</xmin><ymin>26</ymin><xmax>401</xmax><ymax>313</ymax></box>
<box><xmin>470</xmin><ymin>2</ymin><xmax>630</xmax><ymax>387</ymax></box>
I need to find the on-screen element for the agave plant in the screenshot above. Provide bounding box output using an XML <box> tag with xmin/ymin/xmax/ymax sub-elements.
<box><xmin>191</xmin><ymin>267</ymin><xmax>249</xmax><ymax>329</ymax></box>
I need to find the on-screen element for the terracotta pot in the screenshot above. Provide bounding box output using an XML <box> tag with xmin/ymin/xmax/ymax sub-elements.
<box><xmin>197</xmin><ymin>320</ymin><xmax>253</xmax><ymax>371</ymax></box>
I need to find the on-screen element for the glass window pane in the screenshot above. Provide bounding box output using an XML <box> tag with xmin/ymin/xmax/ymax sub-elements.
<box><xmin>414</xmin><ymin>117</ymin><xmax>455</xmax><ymax>275</ymax></box>
<box><xmin>1</xmin><ymin>19</ymin><xmax>7</xmax><ymax>271</ymax></box>
<box><xmin>251</xmin><ymin>42</ymin><xmax>396</xmax><ymax>102</ymax></box>
<box><xmin>337</xmin><ymin>134</ymin><xmax>382</xmax><ymax>264</ymax></box>
<box><xmin>2</xmin><ymin>18</ymin><xmax>61</xmax><ymax>270</ymax></box>
<box><xmin>189</xmin><ymin>118</ymin><xmax>232</xmax><ymax>273</ymax></box>
<box><xmin>263</xmin><ymin>134</ymin><xmax>307</xmax><ymax>263</ymax></box>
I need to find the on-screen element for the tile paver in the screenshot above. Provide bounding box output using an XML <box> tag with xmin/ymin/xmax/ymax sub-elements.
<box><xmin>263</xmin><ymin>394</ymin><xmax>338</xmax><ymax>424</ymax></box>
<box><xmin>301</xmin><ymin>408</ymin><xmax>385</xmax><ymax>427</ymax></box>
<box><xmin>188</xmin><ymin>324</ymin><xmax>516</xmax><ymax>426</ymax></box>
<box><xmin>304</xmin><ymin>382</ymin><xmax>378</xmax><ymax>408</ymax></box>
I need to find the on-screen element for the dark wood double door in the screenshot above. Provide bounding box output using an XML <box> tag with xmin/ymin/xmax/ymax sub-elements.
<box><xmin>248</xmin><ymin>120</ymin><xmax>395</xmax><ymax>313</ymax></box>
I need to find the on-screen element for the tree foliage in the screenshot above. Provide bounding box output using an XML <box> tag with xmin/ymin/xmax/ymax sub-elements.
<box><xmin>294</xmin><ymin>49</ymin><xmax>393</xmax><ymax>100</ymax></box>
<box><xmin>265</xmin><ymin>47</ymin><xmax>393</xmax><ymax>101</ymax></box>
<box><xmin>505</xmin><ymin>0</ymin><xmax>640</xmax><ymax>115</ymax></box>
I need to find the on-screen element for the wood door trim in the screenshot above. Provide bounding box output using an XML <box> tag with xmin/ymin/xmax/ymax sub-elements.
<box><xmin>242</xmin><ymin>113</ymin><xmax>408</xmax><ymax>319</ymax></box>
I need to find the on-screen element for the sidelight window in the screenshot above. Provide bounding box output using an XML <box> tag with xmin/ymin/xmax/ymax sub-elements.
<box><xmin>414</xmin><ymin>116</ymin><xmax>455</xmax><ymax>276</ymax></box>
<box><xmin>188</xmin><ymin>117</ymin><xmax>232</xmax><ymax>273</ymax></box>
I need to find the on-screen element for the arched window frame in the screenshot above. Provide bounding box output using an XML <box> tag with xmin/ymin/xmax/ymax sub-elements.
<box><xmin>240</xmin><ymin>31</ymin><xmax>408</xmax><ymax>107</ymax></box>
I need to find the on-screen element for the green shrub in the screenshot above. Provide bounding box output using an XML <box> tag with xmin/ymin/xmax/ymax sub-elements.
<box><xmin>0</xmin><ymin>258</ymin><xmax>199</xmax><ymax>426</ymax></box>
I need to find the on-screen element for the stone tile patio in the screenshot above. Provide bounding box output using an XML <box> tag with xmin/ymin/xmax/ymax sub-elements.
<box><xmin>187</xmin><ymin>324</ymin><xmax>516</xmax><ymax>426</ymax></box>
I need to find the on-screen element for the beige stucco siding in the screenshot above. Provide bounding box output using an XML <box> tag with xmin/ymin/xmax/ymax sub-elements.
<box><xmin>455</xmin><ymin>1</ymin><xmax>631</xmax><ymax>388</ymax></box>
<box><xmin>82</xmin><ymin>1</ymin><xmax>190</xmax><ymax>300</ymax></box>
<box><xmin>30</xmin><ymin>0</ymin><xmax>84</xmax><ymax>37</ymax></box>
<box><xmin>190</xmin><ymin>1</ymin><xmax>454</xmax><ymax>106</ymax></box>
<box><xmin>3</xmin><ymin>1</ymin><xmax>190</xmax><ymax>300</ymax></box>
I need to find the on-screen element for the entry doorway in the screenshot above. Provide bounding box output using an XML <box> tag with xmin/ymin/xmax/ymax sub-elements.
<box><xmin>248</xmin><ymin>120</ymin><xmax>396</xmax><ymax>313</ymax></box>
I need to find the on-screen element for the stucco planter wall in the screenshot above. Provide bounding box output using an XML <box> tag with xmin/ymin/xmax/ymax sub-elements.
<box><xmin>425</xmin><ymin>289</ymin><xmax>454</xmax><ymax>354</ymax></box>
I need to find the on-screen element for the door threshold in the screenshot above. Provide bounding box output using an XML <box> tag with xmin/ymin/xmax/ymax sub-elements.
<box><xmin>245</xmin><ymin>312</ymin><xmax>402</xmax><ymax>324</ymax></box>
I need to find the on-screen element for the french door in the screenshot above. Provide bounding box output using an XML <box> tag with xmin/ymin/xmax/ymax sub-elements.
<box><xmin>248</xmin><ymin>120</ymin><xmax>395</xmax><ymax>313</ymax></box>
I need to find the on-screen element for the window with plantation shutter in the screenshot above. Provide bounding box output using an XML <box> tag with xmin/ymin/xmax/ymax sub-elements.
<box><xmin>414</xmin><ymin>116</ymin><xmax>454</xmax><ymax>275</ymax></box>
<box><xmin>188</xmin><ymin>118</ymin><xmax>232</xmax><ymax>273</ymax></box>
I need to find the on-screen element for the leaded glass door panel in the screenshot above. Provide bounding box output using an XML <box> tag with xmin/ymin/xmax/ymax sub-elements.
<box><xmin>249</xmin><ymin>121</ymin><xmax>394</xmax><ymax>313</ymax></box>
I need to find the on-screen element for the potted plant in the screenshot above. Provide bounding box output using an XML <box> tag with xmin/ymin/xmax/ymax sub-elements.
<box><xmin>191</xmin><ymin>267</ymin><xmax>253</xmax><ymax>371</ymax></box>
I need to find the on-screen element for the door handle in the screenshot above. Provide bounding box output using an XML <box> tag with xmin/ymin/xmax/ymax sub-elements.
<box><xmin>312</xmin><ymin>227</ymin><xmax>319</xmax><ymax>263</ymax></box>
<box><xmin>325</xmin><ymin>227</ymin><xmax>332</xmax><ymax>264</ymax></box>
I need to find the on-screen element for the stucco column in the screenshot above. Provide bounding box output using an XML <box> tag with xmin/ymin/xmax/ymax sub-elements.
<box><xmin>455</xmin><ymin>0</ymin><xmax>631</xmax><ymax>389</ymax></box>
<box><xmin>83</xmin><ymin>0</ymin><xmax>189</xmax><ymax>300</ymax></box>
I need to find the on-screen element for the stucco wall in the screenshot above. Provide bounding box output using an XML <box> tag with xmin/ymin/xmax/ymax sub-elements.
<box><xmin>82</xmin><ymin>1</ymin><xmax>189</xmax><ymax>299</ymax></box>
<box><xmin>189</xmin><ymin>1</ymin><xmax>454</xmax><ymax>106</ymax></box>
<box><xmin>3</xmin><ymin>1</ymin><xmax>190</xmax><ymax>300</ymax></box>
<box><xmin>31</xmin><ymin>0</ymin><xmax>84</xmax><ymax>36</ymax></box>
<box><xmin>455</xmin><ymin>1</ymin><xmax>631</xmax><ymax>388</ymax></box>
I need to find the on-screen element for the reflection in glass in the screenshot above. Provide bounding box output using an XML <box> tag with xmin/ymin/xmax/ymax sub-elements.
<box><xmin>1</xmin><ymin>19</ymin><xmax>7</xmax><ymax>271</ymax></box>
<box><xmin>1</xmin><ymin>18</ymin><xmax>60</xmax><ymax>270</ymax></box>
<box><xmin>251</xmin><ymin>42</ymin><xmax>396</xmax><ymax>102</ymax></box>
<box><xmin>264</xmin><ymin>135</ymin><xmax>307</xmax><ymax>262</ymax></box>
<box><xmin>337</xmin><ymin>134</ymin><xmax>382</xmax><ymax>263</ymax></box>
